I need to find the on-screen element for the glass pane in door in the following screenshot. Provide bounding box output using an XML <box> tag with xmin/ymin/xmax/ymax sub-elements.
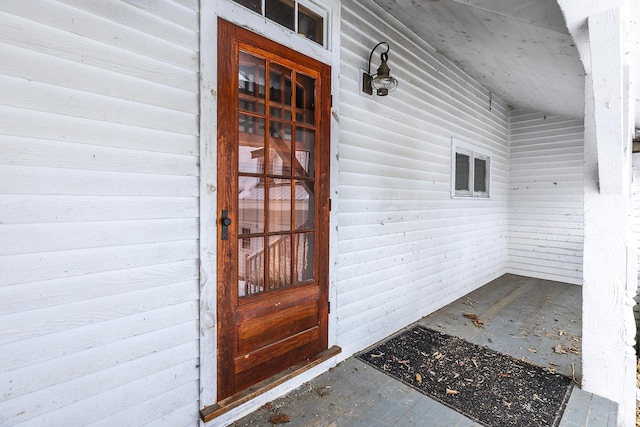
<box><xmin>268</xmin><ymin>122</ymin><xmax>292</xmax><ymax>176</ymax></box>
<box><xmin>239</xmin><ymin>51</ymin><xmax>265</xmax><ymax>113</ymax></box>
<box><xmin>268</xmin><ymin>178</ymin><xmax>292</xmax><ymax>232</ymax></box>
<box><xmin>238</xmin><ymin>175</ymin><xmax>263</xmax><ymax>234</ymax></box>
<box><xmin>268</xmin><ymin>234</ymin><xmax>292</xmax><ymax>290</ymax></box>
<box><xmin>295</xmin><ymin>232</ymin><xmax>314</xmax><ymax>283</ymax></box>
<box><xmin>295</xmin><ymin>73</ymin><xmax>316</xmax><ymax>125</ymax></box>
<box><xmin>239</xmin><ymin>115</ymin><xmax>265</xmax><ymax>173</ymax></box>
<box><xmin>237</xmin><ymin>51</ymin><xmax>320</xmax><ymax>299</ymax></box>
<box><xmin>239</xmin><ymin>236</ymin><xmax>265</xmax><ymax>297</ymax></box>
<box><xmin>294</xmin><ymin>180</ymin><xmax>313</xmax><ymax>230</ymax></box>
<box><xmin>295</xmin><ymin>128</ymin><xmax>315</xmax><ymax>176</ymax></box>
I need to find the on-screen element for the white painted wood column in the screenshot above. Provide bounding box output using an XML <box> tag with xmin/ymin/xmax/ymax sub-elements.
<box><xmin>199</xmin><ymin>0</ymin><xmax>219</xmax><ymax>414</ymax></box>
<box><xmin>582</xmin><ymin>7</ymin><xmax>636</xmax><ymax>427</ymax></box>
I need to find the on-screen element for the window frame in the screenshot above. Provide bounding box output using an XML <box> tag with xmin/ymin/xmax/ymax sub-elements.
<box><xmin>451</xmin><ymin>138</ymin><xmax>491</xmax><ymax>199</ymax></box>
<box><xmin>229</xmin><ymin>0</ymin><xmax>329</xmax><ymax>48</ymax></box>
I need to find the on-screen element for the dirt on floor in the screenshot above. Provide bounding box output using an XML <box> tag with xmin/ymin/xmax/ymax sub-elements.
<box><xmin>636</xmin><ymin>358</ymin><xmax>639</xmax><ymax>427</ymax></box>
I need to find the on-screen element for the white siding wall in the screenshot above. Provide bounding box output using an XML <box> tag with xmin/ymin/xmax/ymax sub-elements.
<box><xmin>0</xmin><ymin>2</ymin><xmax>201</xmax><ymax>426</ymax></box>
<box><xmin>632</xmin><ymin>155</ymin><xmax>640</xmax><ymax>346</ymax></box>
<box><xmin>508</xmin><ymin>110</ymin><xmax>584</xmax><ymax>285</ymax></box>
<box><xmin>336</xmin><ymin>0</ymin><xmax>510</xmax><ymax>357</ymax></box>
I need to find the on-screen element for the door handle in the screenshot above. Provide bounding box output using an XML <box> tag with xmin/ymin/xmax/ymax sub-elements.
<box><xmin>221</xmin><ymin>210</ymin><xmax>232</xmax><ymax>240</ymax></box>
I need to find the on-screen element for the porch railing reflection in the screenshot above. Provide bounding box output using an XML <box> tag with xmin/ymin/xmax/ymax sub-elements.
<box><xmin>242</xmin><ymin>232</ymin><xmax>311</xmax><ymax>297</ymax></box>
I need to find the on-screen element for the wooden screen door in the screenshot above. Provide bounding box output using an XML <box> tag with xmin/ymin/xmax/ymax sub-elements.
<box><xmin>216</xmin><ymin>19</ymin><xmax>331</xmax><ymax>400</ymax></box>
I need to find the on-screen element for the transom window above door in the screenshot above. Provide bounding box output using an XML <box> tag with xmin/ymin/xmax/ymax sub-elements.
<box><xmin>231</xmin><ymin>0</ymin><xmax>328</xmax><ymax>46</ymax></box>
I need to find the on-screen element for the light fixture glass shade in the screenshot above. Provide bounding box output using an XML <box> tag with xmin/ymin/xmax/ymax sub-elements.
<box><xmin>371</xmin><ymin>75</ymin><xmax>398</xmax><ymax>96</ymax></box>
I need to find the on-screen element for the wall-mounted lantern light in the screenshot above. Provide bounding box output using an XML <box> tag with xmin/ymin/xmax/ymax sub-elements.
<box><xmin>362</xmin><ymin>42</ymin><xmax>399</xmax><ymax>96</ymax></box>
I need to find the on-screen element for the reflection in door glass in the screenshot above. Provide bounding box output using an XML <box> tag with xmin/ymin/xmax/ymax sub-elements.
<box><xmin>239</xmin><ymin>115</ymin><xmax>265</xmax><ymax>173</ymax></box>
<box><xmin>268</xmin><ymin>178</ymin><xmax>292</xmax><ymax>232</ymax></box>
<box><xmin>270</xmin><ymin>63</ymin><xmax>292</xmax><ymax>105</ymax></box>
<box><xmin>236</xmin><ymin>47</ymin><xmax>320</xmax><ymax>299</ymax></box>
<box><xmin>295</xmin><ymin>128</ymin><xmax>315</xmax><ymax>177</ymax></box>
<box><xmin>295</xmin><ymin>73</ymin><xmax>315</xmax><ymax>125</ymax></box>
<box><xmin>295</xmin><ymin>232</ymin><xmax>314</xmax><ymax>283</ymax></box>
<box><xmin>239</xmin><ymin>236</ymin><xmax>265</xmax><ymax>297</ymax></box>
<box><xmin>239</xmin><ymin>175</ymin><xmax>264</xmax><ymax>234</ymax></box>
<box><xmin>238</xmin><ymin>51</ymin><xmax>266</xmax><ymax>102</ymax></box>
<box><xmin>268</xmin><ymin>122</ymin><xmax>292</xmax><ymax>176</ymax></box>
<box><xmin>268</xmin><ymin>234</ymin><xmax>292</xmax><ymax>289</ymax></box>
<box><xmin>294</xmin><ymin>180</ymin><xmax>314</xmax><ymax>230</ymax></box>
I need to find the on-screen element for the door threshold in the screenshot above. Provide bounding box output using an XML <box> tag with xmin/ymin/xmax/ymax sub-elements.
<box><xmin>200</xmin><ymin>345</ymin><xmax>341</xmax><ymax>423</ymax></box>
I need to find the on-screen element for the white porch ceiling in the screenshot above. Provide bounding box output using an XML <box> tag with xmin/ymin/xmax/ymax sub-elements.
<box><xmin>371</xmin><ymin>0</ymin><xmax>586</xmax><ymax>119</ymax></box>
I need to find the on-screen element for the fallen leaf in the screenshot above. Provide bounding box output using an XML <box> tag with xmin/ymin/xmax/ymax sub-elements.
<box><xmin>527</xmin><ymin>347</ymin><xmax>538</xmax><ymax>353</ymax></box>
<box><xmin>416</xmin><ymin>373</ymin><xmax>422</xmax><ymax>384</ymax></box>
<box><xmin>552</xmin><ymin>344</ymin><xmax>579</xmax><ymax>354</ymax></box>
<box><xmin>446</xmin><ymin>388</ymin><xmax>459</xmax><ymax>395</ymax></box>
<box><xmin>553</xmin><ymin>344</ymin><xmax>567</xmax><ymax>354</ymax></box>
<box><xmin>463</xmin><ymin>313</ymin><xmax>485</xmax><ymax>328</ymax></box>
<box><xmin>314</xmin><ymin>386</ymin><xmax>330</xmax><ymax>397</ymax></box>
<box><xmin>270</xmin><ymin>413</ymin><xmax>291</xmax><ymax>424</ymax></box>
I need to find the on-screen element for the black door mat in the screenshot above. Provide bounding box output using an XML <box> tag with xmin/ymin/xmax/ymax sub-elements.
<box><xmin>356</xmin><ymin>325</ymin><xmax>573</xmax><ymax>427</ymax></box>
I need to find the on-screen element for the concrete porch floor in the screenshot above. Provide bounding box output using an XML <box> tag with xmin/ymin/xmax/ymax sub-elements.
<box><xmin>231</xmin><ymin>274</ymin><xmax>617</xmax><ymax>426</ymax></box>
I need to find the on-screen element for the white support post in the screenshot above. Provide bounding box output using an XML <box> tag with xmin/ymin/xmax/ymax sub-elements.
<box><xmin>582</xmin><ymin>7</ymin><xmax>636</xmax><ymax>427</ymax></box>
<box><xmin>589</xmin><ymin>9</ymin><xmax>624</xmax><ymax>195</ymax></box>
<box><xmin>199</xmin><ymin>0</ymin><xmax>219</xmax><ymax>415</ymax></box>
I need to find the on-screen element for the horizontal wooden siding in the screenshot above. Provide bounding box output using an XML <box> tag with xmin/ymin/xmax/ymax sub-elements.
<box><xmin>632</xmin><ymin>157</ymin><xmax>640</xmax><ymax>346</ymax></box>
<box><xmin>508</xmin><ymin>109</ymin><xmax>584</xmax><ymax>285</ymax></box>
<box><xmin>336</xmin><ymin>0</ymin><xmax>510</xmax><ymax>356</ymax></box>
<box><xmin>0</xmin><ymin>1</ymin><xmax>200</xmax><ymax>426</ymax></box>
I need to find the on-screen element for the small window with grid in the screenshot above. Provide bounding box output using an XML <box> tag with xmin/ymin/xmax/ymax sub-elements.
<box><xmin>451</xmin><ymin>138</ymin><xmax>491</xmax><ymax>198</ymax></box>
